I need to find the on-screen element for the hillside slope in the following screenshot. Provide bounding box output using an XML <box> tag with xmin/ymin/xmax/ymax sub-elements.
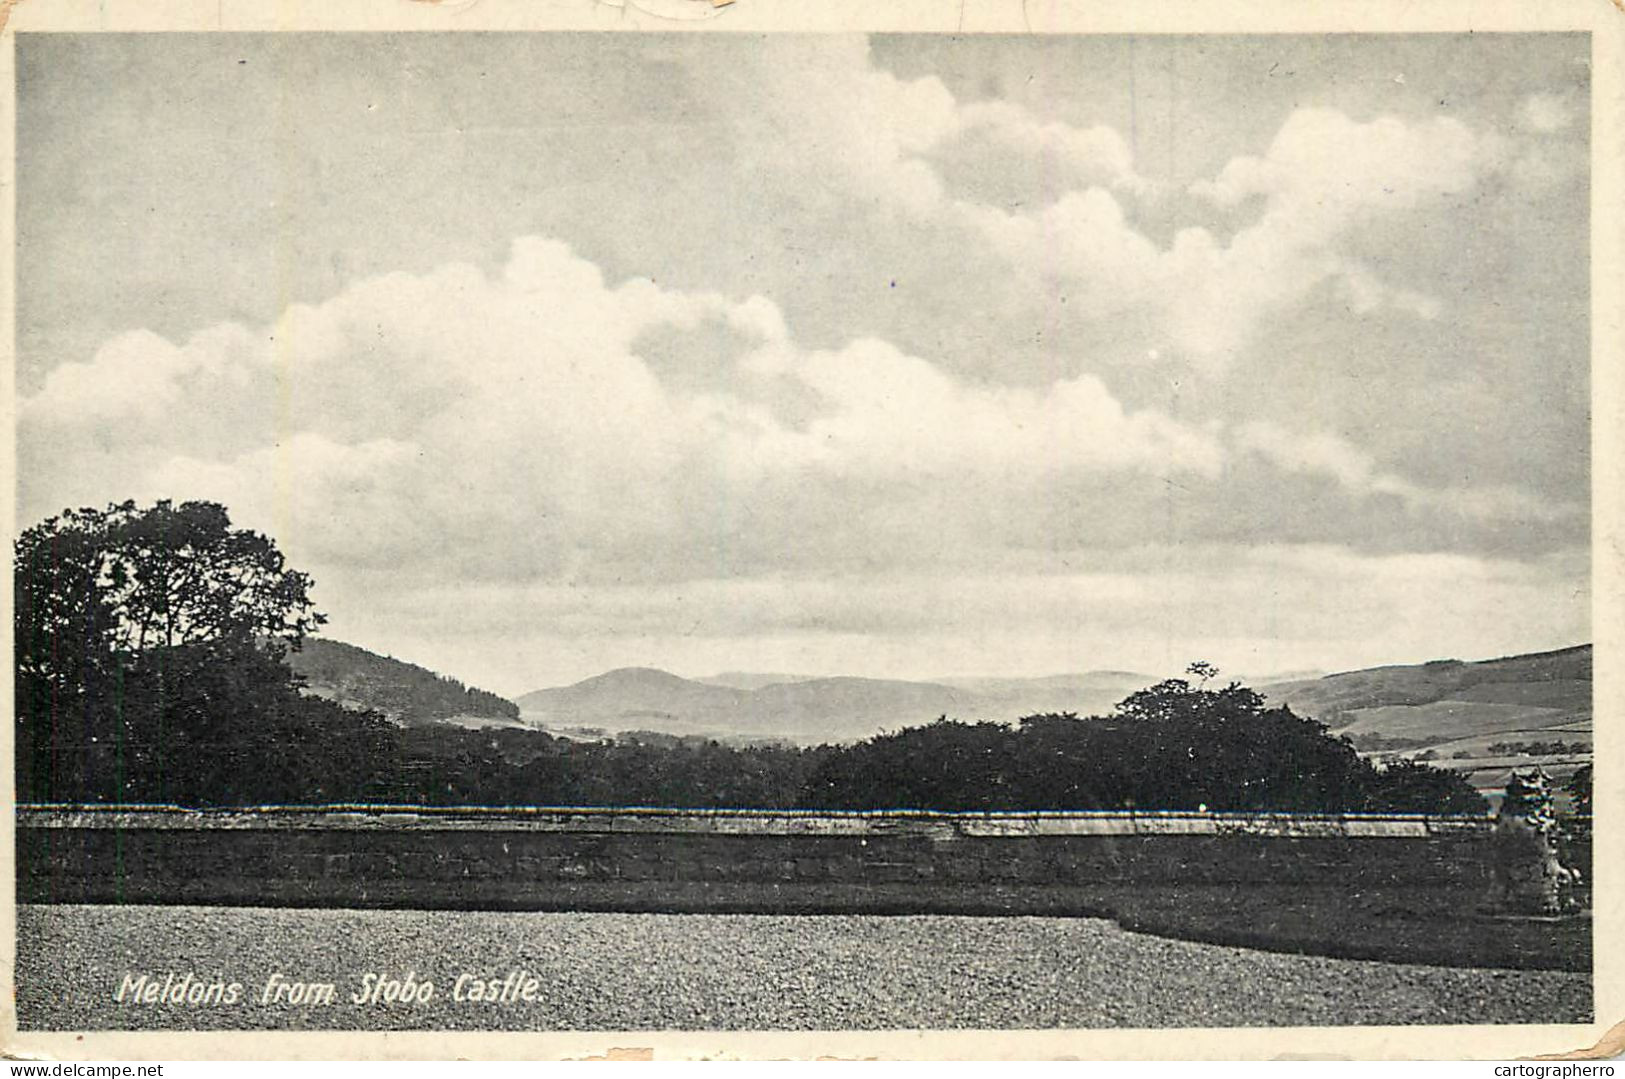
<box><xmin>517</xmin><ymin>668</ymin><xmax>747</xmax><ymax>734</ymax></box>
<box><xmin>287</xmin><ymin>638</ymin><xmax>522</xmax><ymax>727</ymax></box>
<box><xmin>1259</xmin><ymin>645</ymin><xmax>1591</xmax><ymax>742</ymax></box>
<box><xmin>1257</xmin><ymin>643</ymin><xmax>1592</xmax><ymax>807</ymax></box>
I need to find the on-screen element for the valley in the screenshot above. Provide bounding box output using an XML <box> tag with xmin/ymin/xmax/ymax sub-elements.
<box><xmin>290</xmin><ymin>637</ymin><xmax>1593</xmax><ymax>809</ymax></box>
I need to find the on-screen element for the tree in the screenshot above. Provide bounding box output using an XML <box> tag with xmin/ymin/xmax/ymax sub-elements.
<box><xmin>795</xmin><ymin>668</ymin><xmax>1480</xmax><ymax>814</ymax></box>
<box><xmin>109</xmin><ymin>639</ymin><xmax>398</xmax><ymax>806</ymax></box>
<box><xmin>1112</xmin><ymin>673</ymin><xmax>1267</xmax><ymax>725</ymax></box>
<box><xmin>18</xmin><ymin>500</ymin><xmax>323</xmax><ymax>662</ymax></box>
<box><xmin>1106</xmin><ymin>672</ymin><xmax>1374</xmax><ymax>811</ymax></box>
<box><xmin>1363</xmin><ymin>758</ymin><xmax>1486</xmax><ymax>814</ymax></box>
<box><xmin>13</xmin><ymin>499</ymin><xmax>381</xmax><ymax>805</ymax></box>
<box><xmin>802</xmin><ymin>718</ymin><xmax>1021</xmax><ymax>811</ymax></box>
<box><xmin>1186</xmin><ymin>660</ymin><xmax>1220</xmax><ymax>687</ymax></box>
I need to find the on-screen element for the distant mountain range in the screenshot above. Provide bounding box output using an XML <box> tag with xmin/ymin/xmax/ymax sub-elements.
<box><xmin>516</xmin><ymin>645</ymin><xmax>1592</xmax><ymax>747</ymax></box>
<box><xmin>289</xmin><ymin>634</ymin><xmax>1592</xmax><ymax>757</ymax></box>
<box><xmin>516</xmin><ymin>667</ymin><xmax>1158</xmax><ymax>743</ymax></box>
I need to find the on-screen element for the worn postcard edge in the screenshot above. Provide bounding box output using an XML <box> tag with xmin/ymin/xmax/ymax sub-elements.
<box><xmin>0</xmin><ymin>0</ymin><xmax>1620</xmax><ymax>1061</ymax></box>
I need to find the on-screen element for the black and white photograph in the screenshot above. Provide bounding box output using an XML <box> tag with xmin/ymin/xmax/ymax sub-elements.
<box><xmin>5</xmin><ymin>4</ymin><xmax>1618</xmax><ymax>1058</ymax></box>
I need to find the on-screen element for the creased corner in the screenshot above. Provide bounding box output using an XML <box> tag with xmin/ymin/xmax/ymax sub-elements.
<box><xmin>0</xmin><ymin>0</ymin><xmax>27</xmax><ymax>36</ymax></box>
<box><xmin>1528</xmin><ymin>1018</ymin><xmax>1625</xmax><ymax>1061</ymax></box>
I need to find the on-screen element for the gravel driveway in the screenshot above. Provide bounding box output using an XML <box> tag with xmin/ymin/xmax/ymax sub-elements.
<box><xmin>14</xmin><ymin>905</ymin><xmax>1590</xmax><ymax>1030</ymax></box>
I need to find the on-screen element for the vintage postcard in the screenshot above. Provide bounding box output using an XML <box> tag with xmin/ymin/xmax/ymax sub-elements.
<box><xmin>2</xmin><ymin>0</ymin><xmax>1621</xmax><ymax>1062</ymax></box>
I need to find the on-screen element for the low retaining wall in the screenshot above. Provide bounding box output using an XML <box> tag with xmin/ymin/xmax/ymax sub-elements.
<box><xmin>18</xmin><ymin>805</ymin><xmax>1501</xmax><ymax>912</ymax></box>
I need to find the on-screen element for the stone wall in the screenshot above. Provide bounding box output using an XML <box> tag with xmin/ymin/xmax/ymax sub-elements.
<box><xmin>17</xmin><ymin>806</ymin><xmax>1498</xmax><ymax>912</ymax></box>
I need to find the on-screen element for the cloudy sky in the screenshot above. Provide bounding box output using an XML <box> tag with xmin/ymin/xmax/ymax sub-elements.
<box><xmin>17</xmin><ymin>32</ymin><xmax>1591</xmax><ymax>694</ymax></box>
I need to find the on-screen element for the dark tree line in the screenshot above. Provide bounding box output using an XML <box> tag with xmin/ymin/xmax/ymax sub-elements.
<box><xmin>1481</xmin><ymin>739</ymin><xmax>1590</xmax><ymax>758</ymax></box>
<box><xmin>798</xmin><ymin>677</ymin><xmax>1442</xmax><ymax>813</ymax></box>
<box><xmin>377</xmin><ymin>681</ymin><xmax>1483</xmax><ymax>813</ymax></box>
<box><xmin>16</xmin><ymin>500</ymin><xmax>1488</xmax><ymax>815</ymax></box>
<box><xmin>392</xmin><ymin>728</ymin><xmax>827</xmax><ymax>810</ymax></box>
<box><xmin>366</xmin><ymin>672</ymin><xmax>1485</xmax><ymax>814</ymax></box>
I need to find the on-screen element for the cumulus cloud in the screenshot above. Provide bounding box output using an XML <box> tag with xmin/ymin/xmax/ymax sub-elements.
<box><xmin>20</xmin><ymin>236</ymin><xmax>1220</xmax><ymax>585</ymax></box>
<box><xmin>1192</xmin><ymin>109</ymin><xmax>1493</xmax><ymax>220</ymax></box>
<box><xmin>21</xmin><ymin>225</ymin><xmax>1564</xmax><ymax>604</ymax></box>
<box><xmin>740</xmin><ymin>336</ymin><xmax>1221</xmax><ymax>480</ymax></box>
<box><xmin>716</xmin><ymin>41</ymin><xmax>1520</xmax><ymax>370</ymax></box>
<box><xmin>726</xmin><ymin>37</ymin><xmax>1141</xmax><ymax>221</ymax></box>
<box><xmin>13</xmin><ymin>35</ymin><xmax>1590</xmax><ymax>691</ymax></box>
<box><xmin>1236</xmin><ymin>421</ymin><xmax>1576</xmax><ymax>524</ymax></box>
<box><xmin>1167</xmin><ymin>109</ymin><xmax>1509</xmax><ymax>360</ymax></box>
<box><xmin>1336</xmin><ymin>264</ymin><xmax>1442</xmax><ymax>320</ymax></box>
<box><xmin>21</xmin><ymin>227</ymin><xmax>1569</xmax><ymax>692</ymax></box>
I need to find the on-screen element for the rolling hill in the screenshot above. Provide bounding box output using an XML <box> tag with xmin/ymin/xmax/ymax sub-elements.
<box><xmin>517</xmin><ymin>667</ymin><xmax>748</xmax><ymax>733</ymax></box>
<box><xmin>516</xmin><ymin>667</ymin><xmax>1153</xmax><ymax>743</ymax></box>
<box><xmin>286</xmin><ymin>638</ymin><xmax>524</xmax><ymax>728</ymax></box>
<box><xmin>518</xmin><ymin>645</ymin><xmax>1592</xmax><ymax>751</ymax></box>
<box><xmin>1258</xmin><ymin>644</ymin><xmax>1592</xmax><ymax>743</ymax></box>
<box><xmin>743</xmin><ymin>676</ymin><xmax>979</xmax><ymax>738</ymax></box>
<box><xmin>1257</xmin><ymin>643</ymin><xmax>1592</xmax><ymax>807</ymax></box>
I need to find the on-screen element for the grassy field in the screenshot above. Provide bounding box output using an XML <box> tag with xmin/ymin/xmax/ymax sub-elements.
<box><xmin>1339</xmin><ymin>701</ymin><xmax>1573</xmax><ymax>741</ymax></box>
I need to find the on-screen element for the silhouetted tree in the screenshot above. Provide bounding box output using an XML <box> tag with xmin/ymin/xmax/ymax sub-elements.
<box><xmin>14</xmin><ymin>500</ymin><xmax>391</xmax><ymax>805</ymax></box>
<box><xmin>1102</xmin><ymin>675</ymin><xmax>1376</xmax><ymax>810</ymax></box>
<box><xmin>1362</xmin><ymin>758</ymin><xmax>1486</xmax><ymax>814</ymax></box>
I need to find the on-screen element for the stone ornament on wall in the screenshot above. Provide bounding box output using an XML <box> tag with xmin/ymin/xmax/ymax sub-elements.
<box><xmin>1487</xmin><ymin>768</ymin><xmax>1581</xmax><ymax>917</ymax></box>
